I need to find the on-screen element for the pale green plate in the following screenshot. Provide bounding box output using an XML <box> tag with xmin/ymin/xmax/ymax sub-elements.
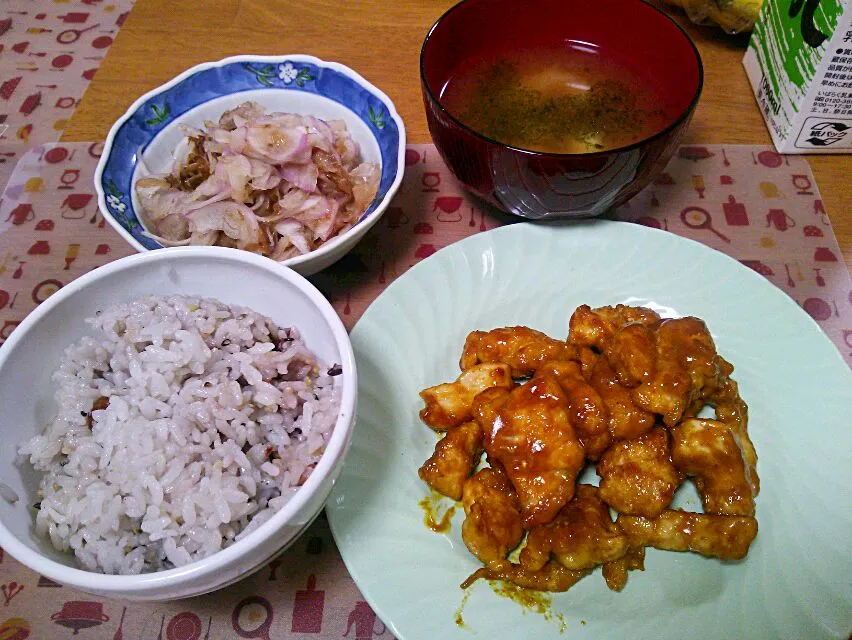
<box><xmin>326</xmin><ymin>220</ymin><xmax>851</xmax><ymax>640</ymax></box>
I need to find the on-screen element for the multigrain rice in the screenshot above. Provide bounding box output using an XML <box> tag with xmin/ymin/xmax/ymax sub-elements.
<box><xmin>18</xmin><ymin>294</ymin><xmax>341</xmax><ymax>574</ymax></box>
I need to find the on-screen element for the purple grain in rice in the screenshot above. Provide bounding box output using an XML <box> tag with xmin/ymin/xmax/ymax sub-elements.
<box><xmin>18</xmin><ymin>294</ymin><xmax>341</xmax><ymax>575</ymax></box>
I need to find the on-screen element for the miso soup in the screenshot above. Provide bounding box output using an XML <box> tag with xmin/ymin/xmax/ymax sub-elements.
<box><xmin>440</xmin><ymin>48</ymin><xmax>673</xmax><ymax>154</ymax></box>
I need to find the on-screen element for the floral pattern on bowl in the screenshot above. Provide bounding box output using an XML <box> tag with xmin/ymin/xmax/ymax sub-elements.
<box><xmin>95</xmin><ymin>54</ymin><xmax>405</xmax><ymax>266</ymax></box>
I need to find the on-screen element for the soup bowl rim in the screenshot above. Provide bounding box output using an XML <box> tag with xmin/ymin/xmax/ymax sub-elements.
<box><xmin>419</xmin><ymin>0</ymin><xmax>704</xmax><ymax>158</ymax></box>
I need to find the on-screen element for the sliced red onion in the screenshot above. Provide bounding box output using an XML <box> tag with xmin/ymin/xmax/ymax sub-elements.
<box><xmin>274</xmin><ymin>219</ymin><xmax>312</xmax><ymax>255</ymax></box>
<box><xmin>245</xmin><ymin>125</ymin><xmax>309</xmax><ymax>165</ymax></box>
<box><xmin>133</xmin><ymin>101</ymin><xmax>380</xmax><ymax>259</ymax></box>
<box><xmin>279</xmin><ymin>162</ymin><xmax>318</xmax><ymax>193</ymax></box>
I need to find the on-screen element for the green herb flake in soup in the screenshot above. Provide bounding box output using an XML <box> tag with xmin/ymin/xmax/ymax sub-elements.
<box><xmin>441</xmin><ymin>51</ymin><xmax>673</xmax><ymax>154</ymax></box>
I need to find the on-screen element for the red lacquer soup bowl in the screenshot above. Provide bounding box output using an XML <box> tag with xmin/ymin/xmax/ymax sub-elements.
<box><xmin>420</xmin><ymin>0</ymin><xmax>703</xmax><ymax>219</ymax></box>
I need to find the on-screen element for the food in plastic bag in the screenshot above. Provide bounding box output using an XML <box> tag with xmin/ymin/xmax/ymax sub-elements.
<box><xmin>661</xmin><ymin>0</ymin><xmax>764</xmax><ymax>33</ymax></box>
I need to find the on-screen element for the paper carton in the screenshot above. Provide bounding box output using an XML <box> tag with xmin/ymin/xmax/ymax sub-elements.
<box><xmin>743</xmin><ymin>0</ymin><xmax>852</xmax><ymax>153</ymax></box>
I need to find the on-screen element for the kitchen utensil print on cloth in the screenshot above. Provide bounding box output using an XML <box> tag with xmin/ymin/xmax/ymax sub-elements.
<box><xmin>4</xmin><ymin>203</ymin><xmax>33</xmax><ymax>226</ymax></box>
<box><xmin>291</xmin><ymin>574</ymin><xmax>325</xmax><ymax>633</ymax></box>
<box><xmin>792</xmin><ymin>174</ymin><xmax>814</xmax><ymax>195</ymax></box>
<box><xmin>165</xmin><ymin>612</ymin><xmax>203</xmax><ymax>640</ymax></box>
<box><xmin>58</xmin><ymin>170</ymin><xmax>81</xmax><ymax>191</ymax></box>
<box><xmin>41</xmin><ymin>148</ymin><xmax>74</xmax><ymax>167</ymax></box>
<box><xmin>36</xmin><ymin>575</ymin><xmax>62</xmax><ymax>588</ymax></box>
<box><xmin>60</xmin><ymin>193</ymin><xmax>92</xmax><ymax>219</ymax></box>
<box><xmin>0</xmin><ymin>616</ymin><xmax>30</xmax><ymax>640</ymax></box>
<box><xmin>678</xmin><ymin>146</ymin><xmax>715</xmax><ymax>161</ymax></box>
<box><xmin>232</xmin><ymin>596</ymin><xmax>274</xmax><ymax>639</ymax></box>
<box><xmin>691</xmin><ymin>175</ymin><xmax>706</xmax><ymax>198</ymax></box>
<box><xmin>26</xmin><ymin>240</ymin><xmax>48</xmax><ymax>256</ymax></box>
<box><xmin>50</xmin><ymin>600</ymin><xmax>108</xmax><ymax>635</ymax></box>
<box><xmin>803</xmin><ymin>297</ymin><xmax>834</xmax><ymax>321</ymax></box>
<box><xmin>766</xmin><ymin>208</ymin><xmax>796</xmax><ymax>231</ymax></box>
<box><xmin>23</xmin><ymin>177</ymin><xmax>43</xmax><ymax>194</ymax></box>
<box><xmin>55</xmin><ymin>23</ymin><xmax>99</xmax><ymax>45</ymax></box>
<box><xmin>741</xmin><ymin>260</ymin><xmax>775</xmax><ymax>277</ymax></box>
<box><xmin>0</xmin><ymin>321</ymin><xmax>19</xmax><ymax>342</ymax></box>
<box><xmin>679</xmin><ymin>206</ymin><xmax>731</xmax><ymax>243</ymax></box>
<box><xmin>111</xmin><ymin>606</ymin><xmax>125</xmax><ymax>640</ymax></box>
<box><xmin>814</xmin><ymin>246</ymin><xmax>838</xmax><ymax>262</ymax></box>
<box><xmin>421</xmin><ymin>171</ymin><xmax>441</xmax><ymax>193</ymax></box>
<box><xmin>0</xmin><ymin>581</ymin><xmax>23</xmax><ymax>606</ymax></box>
<box><xmin>755</xmin><ymin>149</ymin><xmax>784</xmax><ymax>167</ymax></box>
<box><xmin>759</xmin><ymin>181</ymin><xmax>781</xmax><ymax>198</ymax></box>
<box><xmin>723</xmin><ymin>195</ymin><xmax>750</xmax><ymax>226</ymax></box>
<box><xmin>433</xmin><ymin>196</ymin><xmax>463</xmax><ymax>222</ymax></box>
<box><xmin>31</xmin><ymin>278</ymin><xmax>63</xmax><ymax>305</ymax></box>
<box><xmin>343</xmin><ymin>601</ymin><xmax>387</xmax><ymax>639</ymax></box>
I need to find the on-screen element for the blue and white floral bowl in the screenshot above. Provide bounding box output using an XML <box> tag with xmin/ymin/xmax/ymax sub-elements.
<box><xmin>95</xmin><ymin>54</ymin><xmax>406</xmax><ymax>276</ymax></box>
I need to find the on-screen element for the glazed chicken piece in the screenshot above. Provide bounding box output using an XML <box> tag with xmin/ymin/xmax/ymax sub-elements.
<box><xmin>520</xmin><ymin>485</ymin><xmax>628</xmax><ymax>572</ymax></box>
<box><xmin>617</xmin><ymin>510</ymin><xmax>758</xmax><ymax>560</ymax></box>
<box><xmin>605</xmin><ymin>321</ymin><xmax>658</xmax><ymax>388</ymax></box>
<box><xmin>670</xmin><ymin>418</ymin><xmax>756</xmax><ymax>516</ymax></box>
<box><xmin>537</xmin><ymin>360</ymin><xmax>611</xmax><ymax>459</ymax></box>
<box><xmin>601</xmin><ymin>546</ymin><xmax>646</xmax><ymax>592</ymax></box>
<box><xmin>568</xmin><ymin>304</ymin><xmax>662</xmax><ymax>352</ymax></box>
<box><xmin>597</xmin><ymin>426</ymin><xmax>682</xmax><ymax>518</ymax></box>
<box><xmin>460</xmin><ymin>467</ymin><xmax>525</xmax><ymax>565</ymax></box>
<box><xmin>462</xmin><ymin>560</ymin><xmax>590</xmax><ymax>592</ymax></box>
<box><xmin>589</xmin><ymin>356</ymin><xmax>656</xmax><ymax>441</ymax></box>
<box><xmin>470</xmin><ymin>386</ymin><xmax>511</xmax><ymax>438</ymax></box>
<box><xmin>460</xmin><ymin>326</ymin><xmax>578</xmax><ymax>377</ymax></box>
<box><xmin>576</xmin><ymin>344</ymin><xmax>600</xmax><ymax>379</ymax></box>
<box><xmin>418</xmin><ymin>421</ymin><xmax>483</xmax><ymax>501</ymax></box>
<box><xmin>709</xmin><ymin>376</ymin><xmax>759</xmax><ymax>495</ymax></box>
<box><xmin>631</xmin><ymin>317</ymin><xmax>731</xmax><ymax>427</ymax></box>
<box><xmin>480</xmin><ymin>373</ymin><xmax>586</xmax><ymax>527</ymax></box>
<box><xmin>419</xmin><ymin>363</ymin><xmax>513</xmax><ymax>431</ymax></box>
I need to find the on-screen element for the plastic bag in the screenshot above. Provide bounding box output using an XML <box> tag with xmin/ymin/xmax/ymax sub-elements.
<box><xmin>660</xmin><ymin>0</ymin><xmax>764</xmax><ymax>34</ymax></box>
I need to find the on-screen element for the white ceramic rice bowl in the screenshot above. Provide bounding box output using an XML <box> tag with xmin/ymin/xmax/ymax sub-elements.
<box><xmin>0</xmin><ymin>247</ymin><xmax>356</xmax><ymax>600</ymax></box>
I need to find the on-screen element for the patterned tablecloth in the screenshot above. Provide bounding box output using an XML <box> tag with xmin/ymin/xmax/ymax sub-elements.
<box><xmin>0</xmin><ymin>141</ymin><xmax>849</xmax><ymax>640</ymax></box>
<box><xmin>0</xmin><ymin>0</ymin><xmax>135</xmax><ymax>202</ymax></box>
